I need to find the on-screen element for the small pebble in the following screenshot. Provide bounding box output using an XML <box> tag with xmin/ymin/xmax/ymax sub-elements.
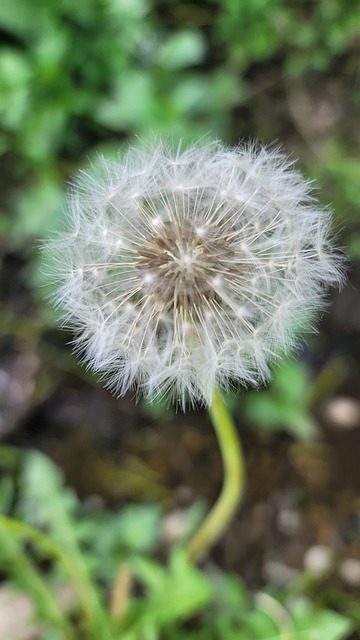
<box><xmin>161</xmin><ymin>509</ymin><xmax>189</xmax><ymax>545</ymax></box>
<box><xmin>277</xmin><ymin>508</ymin><xmax>301</xmax><ymax>536</ymax></box>
<box><xmin>323</xmin><ymin>397</ymin><xmax>360</xmax><ymax>430</ymax></box>
<box><xmin>264</xmin><ymin>560</ymin><xmax>299</xmax><ymax>587</ymax></box>
<box><xmin>303</xmin><ymin>545</ymin><xmax>334</xmax><ymax>576</ymax></box>
<box><xmin>339</xmin><ymin>558</ymin><xmax>360</xmax><ymax>587</ymax></box>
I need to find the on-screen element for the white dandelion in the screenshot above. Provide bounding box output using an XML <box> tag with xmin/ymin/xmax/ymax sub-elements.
<box><xmin>46</xmin><ymin>139</ymin><xmax>344</xmax><ymax>408</ymax></box>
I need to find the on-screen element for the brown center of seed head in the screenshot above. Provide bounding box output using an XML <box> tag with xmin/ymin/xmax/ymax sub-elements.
<box><xmin>137</xmin><ymin>218</ymin><xmax>244</xmax><ymax>310</ymax></box>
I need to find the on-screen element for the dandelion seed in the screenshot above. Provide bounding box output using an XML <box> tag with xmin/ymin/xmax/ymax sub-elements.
<box><xmin>45</xmin><ymin>139</ymin><xmax>344</xmax><ymax>408</ymax></box>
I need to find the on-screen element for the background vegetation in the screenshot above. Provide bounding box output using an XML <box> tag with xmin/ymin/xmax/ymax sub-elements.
<box><xmin>0</xmin><ymin>0</ymin><xmax>360</xmax><ymax>638</ymax></box>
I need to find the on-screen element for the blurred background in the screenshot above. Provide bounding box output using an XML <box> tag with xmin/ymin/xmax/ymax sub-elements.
<box><xmin>1</xmin><ymin>0</ymin><xmax>360</xmax><ymax>637</ymax></box>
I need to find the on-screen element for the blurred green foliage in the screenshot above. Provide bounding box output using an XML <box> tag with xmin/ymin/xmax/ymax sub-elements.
<box><xmin>243</xmin><ymin>358</ymin><xmax>319</xmax><ymax>440</ymax></box>
<box><xmin>242</xmin><ymin>356</ymin><xmax>348</xmax><ymax>440</ymax></box>
<box><xmin>0</xmin><ymin>448</ymin><xmax>352</xmax><ymax>639</ymax></box>
<box><xmin>0</xmin><ymin>0</ymin><xmax>359</xmax><ymax>239</ymax></box>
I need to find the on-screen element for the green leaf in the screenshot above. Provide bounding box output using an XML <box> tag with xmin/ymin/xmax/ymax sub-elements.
<box><xmin>14</xmin><ymin>172</ymin><xmax>65</xmax><ymax>237</ymax></box>
<box><xmin>157</xmin><ymin>31</ymin><xmax>206</xmax><ymax>69</ymax></box>
<box><xmin>292</xmin><ymin>600</ymin><xmax>352</xmax><ymax>640</ymax></box>
<box><xmin>347</xmin><ymin>233</ymin><xmax>360</xmax><ymax>259</ymax></box>
<box><xmin>0</xmin><ymin>49</ymin><xmax>31</xmax><ymax>129</ymax></box>
<box><xmin>94</xmin><ymin>72</ymin><xmax>155</xmax><ymax>130</ymax></box>
<box><xmin>125</xmin><ymin>548</ymin><xmax>212</xmax><ymax>632</ymax></box>
<box><xmin>0</xmin><ymin>0</ymin><xmax>34</xmax><ymax>34</ymax></box>
<box><xmin>0</xmin><ymin>519</ymin><xmax>75</xmax><ymax>638</ymax></box>
<box><xmin>240</xmin><ymin>608</ymin><xmax>280</xmax><ymax>639</ymax></box>
<box><xmin>0</xmin><ymin>476</ymin><xmax>14</xmax><ymax>513</ymax></box>
<box><xmin>272</xmin><ymin>361</ymin><xmax>310</xmax><ymax>404</ymax></box>
<box><xmin>17</xmin><ymin>450</ymin><xmax>78</xmax><ymax>529</ymax></box>
<box><xmin>118</xmin><ymin>504</ymin><xmax>161</xmax><ymax>553</ymax></box>
<box><xmin>16</xmin><ymin>451</ymin><xmax>113</xmax><ymax>640</ymax></box>
<box><xmin>244</xmin><ymin>359</ymin><xmax>318</xmax><ymax>440</ymax></box>
<box><xmin>108</xmin><ymin>0</ymin><xmax>149</xmax><ymax>20</ymax></box>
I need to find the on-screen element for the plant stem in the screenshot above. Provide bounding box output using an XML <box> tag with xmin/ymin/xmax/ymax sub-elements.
<box><xmin>186</xmin><ymin>389</ymin><xmax>245</xmax><ymax>562</ymax></box>
<box><xmin>0</xmin><ymin>516</ymin><xmax>113</xmax><ymax>640</ymax></box>
<box><xmin>0</xmin><ymin>523</ymin><xmax>75</xmax><ymax>639</ymax></box>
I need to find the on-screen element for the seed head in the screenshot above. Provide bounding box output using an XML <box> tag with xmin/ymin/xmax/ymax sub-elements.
<box><xmin>46</xmin><ymin>140</ymin><xmax>344</xmax><ymax>408</ymax></box>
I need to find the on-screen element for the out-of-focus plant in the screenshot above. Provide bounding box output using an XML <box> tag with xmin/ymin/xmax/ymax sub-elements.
<box><xmin>243</xmin><ymin>358</ymin><xmax>318</xmax><ymax>440</ymax></box>
<box><xmin>217</xmin><ymin>0</ymin><xmax>360</xmax><ymax>75</ymax></box>
<box><xmin>1</xmin><ymin>0</ymin><xmax>359</xmax><ymax>240</ymax></box>
<box><xmin>243</xmin><ymin>356</ymin><xmax>349</xmax><ymax>439</ymax></box>
<box><xmin>0</xmin><ymin>448</ymin><xmax>352</xmax><ymax>639</ymax></box>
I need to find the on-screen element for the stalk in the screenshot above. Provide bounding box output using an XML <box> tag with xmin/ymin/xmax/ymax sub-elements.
<box><xmin>186</xmin><ymin>389</ymin><xmax>246</xmax><ymax>562</ymax></box>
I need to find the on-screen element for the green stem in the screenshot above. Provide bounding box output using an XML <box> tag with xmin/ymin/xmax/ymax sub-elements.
<box><xmin>186</xmin><ymin>389</ymin><xmax>246</xmax><ymax>562</ymax></box>
<box><xmin>0</xmin><ymin>524</ymin><xmax>75</xmax><ymax>639</ymax></box>
<box><xmin>0</xmin><ymin>516</ymin><xmax>113</xmax><ymax>640</ymax></box>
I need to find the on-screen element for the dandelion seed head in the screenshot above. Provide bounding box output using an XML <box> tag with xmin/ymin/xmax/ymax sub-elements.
<box><xmin>45</xmin><ymin>139</ymin><xmax>345</xmax><ymax>408</ymax></box>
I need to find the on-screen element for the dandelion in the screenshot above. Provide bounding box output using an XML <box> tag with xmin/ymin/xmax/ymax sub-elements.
<box><xmin>48</xmin><ymin>139</ymin><xmax>343</xmax><ymax>408</ymax></box>
<box><xmin>45</xmin><ymin>139</ymin><xmax>344</xmax><ymax>560</ymax></box>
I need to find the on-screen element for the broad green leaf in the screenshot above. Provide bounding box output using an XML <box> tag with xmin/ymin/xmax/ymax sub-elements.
<box><xmin>0</xmin><ymin>520</ymin><xmax>75</xmax><ymax>638</ymax></box>
<box><xmin>291</xmin><ymin>600</ymin><xmax>352</xmax><ymax>640</ymax></box>
<box><xmin>94</xmin><ymin>72</ymin><xmax>155</xmax><ymax>130</ymax></box>
<box><xmin>117</xmin><ymin>504</ymin><xmax>161</xmax><ymax>553</ymax></box>
<box><xmin>14</xmin><ymin>173</ymin><xmax>65</xmax><ymax>237</ymax></box>
<box><xmin>0</xmin><ymin>0</ymin><xmax>34</xmax><ymax>34</ymax></box>
<box><xmin>128</xmin><ymin>548</ymin><xmax>212</xmax><ymax>630</ymax></box>
<box><xmin>156</xmin><ymin>31</ymin><xmax>206</xmax><ymax>69</ymax></box>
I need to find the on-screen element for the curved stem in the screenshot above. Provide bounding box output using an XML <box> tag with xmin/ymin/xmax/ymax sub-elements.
<box><xmin>186</xmin><ymin>389</ymin><xmax>246</xmax><ymax>562</ymax></box>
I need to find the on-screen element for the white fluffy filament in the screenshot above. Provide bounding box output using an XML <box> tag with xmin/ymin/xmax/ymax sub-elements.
<box><xmin>45</xmin><ymin>140</ymin><xmax>344</xmax><ymax>408</ymax></box>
